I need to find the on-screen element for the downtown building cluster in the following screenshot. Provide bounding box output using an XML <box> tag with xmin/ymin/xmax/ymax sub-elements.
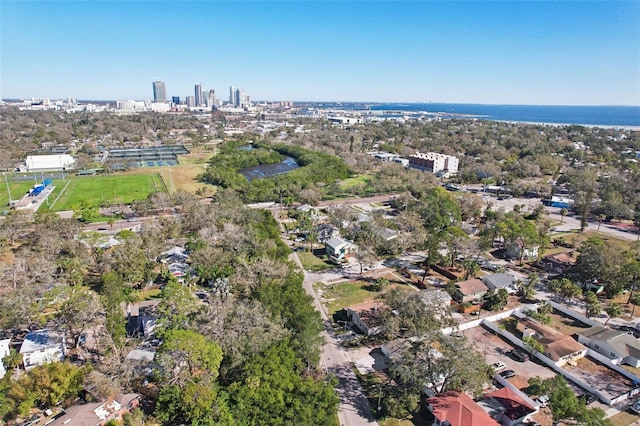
<box><xmin>151</xmin><ymin>80</ymin><xmax>249</xmax><ymax>112</ymax></box>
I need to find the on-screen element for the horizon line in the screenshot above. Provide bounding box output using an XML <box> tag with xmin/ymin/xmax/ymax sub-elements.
<box><xmin>2</xmin><ymin>98</ymin><xmax>639</xmax><ymax>108</ymax></box>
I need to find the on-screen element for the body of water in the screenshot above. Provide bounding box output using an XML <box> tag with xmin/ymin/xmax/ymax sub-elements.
<box><xmin>329</xmin><ymin>103</ymin><xmax>640</xmax><ymax>128</ymax></box>
<box><xmin>239</xmin><ymin>157</ymin><xmax>299</xmax><ymax>181</ymax></box>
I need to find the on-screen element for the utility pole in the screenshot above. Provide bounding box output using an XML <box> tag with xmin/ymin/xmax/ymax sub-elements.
<box><xmin>3</xmin><ymin>172</ymin><xmax>13</xmax><ymax>204</ymax></box>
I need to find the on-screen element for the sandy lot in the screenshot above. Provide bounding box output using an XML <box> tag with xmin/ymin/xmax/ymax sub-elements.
<box><xmin>463</xmin><ymin>324</ymin><xmax>556</xmax><ymax>390</ymax></box>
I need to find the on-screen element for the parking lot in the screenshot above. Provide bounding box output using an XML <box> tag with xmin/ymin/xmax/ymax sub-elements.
<box><xmin>463</xmin><ymin>324</ymin><xmax>556</xmax><ymax>390</ymax></box>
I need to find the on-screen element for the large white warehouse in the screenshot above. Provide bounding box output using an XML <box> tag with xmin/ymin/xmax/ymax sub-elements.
<box><xmin>21</xmin><ymin>154</ymin><xmax>76</xmax><ymax>172</ymax></box>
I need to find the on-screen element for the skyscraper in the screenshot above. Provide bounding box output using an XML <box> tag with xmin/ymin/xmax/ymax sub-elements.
<box><xmin>195</xmin><ymin>83</ymin><xmax>203</xmax><ymax>107</ymax></box>
<box><xmin>229</xmin><ymin>86</ymin><xmax>237</xmax><ymax>107</ymax></box>
<box><xmin>153</xmin><ymin>81</ymin><xmax>166</xmax><ymax>103</ymax></box>
<box><xmin>207</xmin><ymin>89</ymin><xmax>216</xmax><ymax>108</ymax></box>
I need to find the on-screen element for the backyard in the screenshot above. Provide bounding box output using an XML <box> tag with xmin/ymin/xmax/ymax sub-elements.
<box><xmin>318</xmin><ymin>280</ymin><xmax>382</xmax><ymax>316</ymax></box>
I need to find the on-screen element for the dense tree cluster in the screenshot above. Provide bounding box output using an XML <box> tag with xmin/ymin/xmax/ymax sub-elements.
<box><xmin>0</xmin><ymin>191</ymin><xmax>338</xmax><ymax>425</ymax></box>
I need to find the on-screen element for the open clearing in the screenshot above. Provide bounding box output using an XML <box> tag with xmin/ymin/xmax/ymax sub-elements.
<box><xmin>147</xmin><ymin>146</ymin><xmax>216</xmax><ymax>194</ymax></box>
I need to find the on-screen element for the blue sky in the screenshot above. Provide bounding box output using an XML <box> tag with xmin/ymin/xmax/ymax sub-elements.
<box><xmin>1</xmin><ymin>1</ymin><xmax>639</xmax><ymax>105</ymax></box>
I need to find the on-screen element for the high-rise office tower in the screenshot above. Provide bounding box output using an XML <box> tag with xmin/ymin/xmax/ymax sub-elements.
<box><xmin>153</xmin><ymin>81</ymin><xmax>167</xmax><ymax>103</ymax></box>
<box><xmin>207</xmin><ymin>89</ymin><xmax>216</xmax><ymax>108</ymax></box>
<box><xmin>195</xmin><ymin>83</ymin><xmax>203</xmax><ymax>107</ymax></box>
<box><xmin>172</xmin><ymin>96</ymin><xmax>180</xmax><ymax>105</ymax></box>
<box><xmin>186</xmin><ymin>96</ymin><xmax>196</xmax><ymax>107</ymax></box>
<box><xmin>229</xmin><ymin>86</ymin><xmax>237</xmax><ymax>107</ymax></box>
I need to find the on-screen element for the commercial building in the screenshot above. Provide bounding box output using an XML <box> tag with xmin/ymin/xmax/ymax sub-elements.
<box><xmin>22</xmin><ymin>154</ymin><xmax>75</xmax><ymax>172</ymax></box>
<box><xmin>408</xmin><ymin>151</ymin><xmax>459</xmax><ymax>177</ymax></box>
<box><xmin>195</xmin><ymin>83</ymin><xmax>203</xmax><ymax>107</ymax></box>
<box><xmin>152</xmin><ymin>81</ymin><xmax>166</xmax><ymax>103</ymax></box>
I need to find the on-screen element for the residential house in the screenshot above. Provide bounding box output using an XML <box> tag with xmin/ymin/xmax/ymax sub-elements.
<box><xmin>346</xmin><ymin>300</ymin><xmax>388</xmax><ymax>336</ymax></box>
<box><xmin>126</xmin><ymin>300</ymin><xmax>160</xmax><ymax>338</ymax></box>
<box><xmin>419</xmin><ymin>289</ymin><xmax>453</xmax><ymax>306</ymax></box>
<box><xmin>314</xmin><ymin>223</ymin><xmax>337</xmax><ymax>244</ymax></box>
<box><xmin>159</xmin><ymin>246</ymin><xmax>189</xmax><ymax>264</ymax></box>
<box><xmin>453</xmin><ymin>278</ymin><xmax>488</xmax><ymax>303</ymax></box>
<box><xmin>377</xmin><ymin>228</ymin><xmax>399</xmax><ymax>242</ymax></box>
<box><xmin>0</xmin><ymin>339</ymin><xmax>10</xmax><ymax>378</ymax></box>
<box><xmin>504</xmin><ymin>239</ymin><xmax>539</xmax><ymax>261</ymax></box>
<box><xmin>482</xmin><ymin>273</ymin><xmax>517</xmax><ymax>294</ymax></box>
<box><xmin>49</xmin><ymin>393</ymin><xmax>140</xmax><ymax>426</ymax></box>
<box><xmin>381</xmin><ymin>339</ymin><xmax>412</xmax><ymax>363</ymax></box>
<box><xmin>19</xmin><ymin>329</ymin><xmax>66</xmax><ymax>370</ymax></box>
<box><xmin>538</xmin><ymin>252</ymin><xmax>576</xmax><ymax>274</ymax></box>
<box><xmin>158</xmin><ymin>246</ymin><xmax>191</xmax><ymax>281</ymax></box>
<box><xmin>517</xmin><ymin>318</ymin><xmax>587</xmax><ymax>366</ymax></box>
<box><xmin>424</xmin><ymin>391</ymin><xmax>500</xmax><ymax>426</ymax></box>
<box><xmin>325</xmin><ymin>237</ymin><xmax>357</xmax><ymax>263</ymax></box>
<box><xmin>480</xmin><ymin>387</ymin><xmax>537</xmax><ymax>426</ymax></box>
<box><xmin>577</xmin><ymin>325</ymin><xmax>640</xmax><ymax>367</ymax></box>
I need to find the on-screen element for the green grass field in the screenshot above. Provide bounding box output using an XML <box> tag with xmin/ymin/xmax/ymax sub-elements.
<box><xmin>339</xmin><ymin>174</ymin><xmax>373</xmax><ymax>190</ymax></box>
<box><xmin>49</xmin><ymin>174</ymin><xmax>165</xmax><ymax>211</ymax></box>
<box><xmin>1</xmin><ymin>173</ymin><xmax>166</xmax><ymax>213</ymax></box>
<box><xmin>320</xmin><ymin>280</ymin><xmax>380</xmax><ymax>315</ymax></box>
<box><xmin>0</xmin><ymin>178</ymin><xmax>38</xmax><ymax>208</ymax></box>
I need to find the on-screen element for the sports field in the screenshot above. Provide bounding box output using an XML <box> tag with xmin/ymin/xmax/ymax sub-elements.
<box><xmin>49</xmin><ymin>174</ymin><xmax>165</xmax><ymax>211</ymax></box>
<box><xmin>0</xmin><ymin>179</ymin><xmax>39</xmax><ymax>208</ymax></box>
<box><xmin>1</xmin><ymin>173</ymin><xmax>166</xmax><ymax>212</ymax></box>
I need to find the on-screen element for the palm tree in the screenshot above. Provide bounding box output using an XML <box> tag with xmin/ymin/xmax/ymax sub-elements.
<box><xmin>559</xmin><ymin>208</ymin><xmax>568</xmax><ymax>223</ymax></box>
<box><xmin>518</xmin><ymin>280</ymin><xmax>536</xmax><ymax>301</ymax></box>
<box><xmin>604</xmin><ymin>303</ymin><xmax>623</xmax><ymax>325</ymax></box>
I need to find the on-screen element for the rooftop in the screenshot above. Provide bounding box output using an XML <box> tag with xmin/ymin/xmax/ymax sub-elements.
<box><xmin>426</xmin><ymin>391</ymin><xmax>500</xmax><ymax>426</ymax></box>
<box><xmin>19</xmin><ymin>330</ymin><xmax>64</xmax><ymax>354</ymax></box>
<box><xmin>483</xmin><ymin>387</ymin><xmax>536</xmax><ymax>421</ymax></box>
<box><xmin>517</xmin><ymin>318</ymin><xmax>586</xmax><ymax>361</ymax></box>
<box><xmin>455</xmin><ymin>278</ymin><xmax>488</xmax><ymax>295</ymax></box>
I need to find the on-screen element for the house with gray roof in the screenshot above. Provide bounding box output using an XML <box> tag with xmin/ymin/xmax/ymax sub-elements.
<box><xmin>482</xmin><ymin>273</ymin><xmax>518</xmax><ymax>294</ymax></box>
<box><xmin>325</xmin><ymin>236</ymin><xmax>357</xmax><ymax>263</ymax></box>
<box><xmin>19</xmin><ymin>329</ymin><xmax>66</xmax><ymax>370</ymax></box>
<box><xmin>577</xmin><ymin>325</ymin><xmax>640</xmax><ymax>367</ymax></box>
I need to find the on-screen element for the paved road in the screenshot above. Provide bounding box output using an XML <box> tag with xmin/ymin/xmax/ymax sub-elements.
<box><xmin>288</xmin><ymin>253</ymin><xmax>378</xmax><ymax>426</ymax></box>
<box><xmin>488</xmin><ymin>195</ymin><xmax>640</xmax><ymax>242</ymax></box>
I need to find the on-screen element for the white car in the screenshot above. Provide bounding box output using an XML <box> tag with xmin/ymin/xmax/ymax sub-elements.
<box><xmin>537</xmin><ymin>394</ymin><xmax>550</xmax><ymax>407</ymax></box>
<box><xmin>491</xmin><ymin>361</ymin><xmax>506</xmax><ymax>372</ymax></box>
<box><xmin>631</xmin><ymin>401</ymin><xmax>640</xmax><ymax>414</ymax></box>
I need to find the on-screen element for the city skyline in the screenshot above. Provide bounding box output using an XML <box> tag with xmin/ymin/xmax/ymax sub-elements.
<box><xmin>1</xmin><ymin>1</ymin><xmax>639</xmax><ymax>106</ymax></box>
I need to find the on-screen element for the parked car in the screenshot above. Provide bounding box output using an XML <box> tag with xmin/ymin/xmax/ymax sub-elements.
<box><xmin>491</xmin><ymin>361</ymin><xmax>506</xmax><ymax>372</ymax></box>
<box><xmin>499</xmin><ymin>369</ymin><xmax>516</xmax><ymax>379</ymax></box>
<box><xmin>537</xmin><ymin>394</ymin><xmax>550</xmax><ymax>407</ymax></box>
<box><xmin>510</xmin><ymin>349</ymin><xmax>530</xmax><ymax>362</ymax></box>
<box><xmin>614</xmin><ymin>325</ymin><xmax>640</xmax><ymax>338</ymax></box>
<box><xmin>631</xmin><ymin>400</ymin><xmax>640</xmax><ymax>414</ymax></box>
<box><xmin>579</xmin><ymin>393</ymin><xmax>598</xmax><ymax>405</ymax></box>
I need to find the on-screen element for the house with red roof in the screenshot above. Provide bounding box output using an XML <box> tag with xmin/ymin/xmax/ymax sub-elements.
<box><xmin>480</xmin><ymin>387</ymin><xmax>538</xmax><ymax>426</ymax></box>
<box><xmin>425</xmin><ymin>391</ymin><xmax>500</xmax><ymax>426</ymax></box>
<box><xmin>452</xmin><ymin>278</ymin><xmax>488</xmax><ymax>303</ymax></box>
